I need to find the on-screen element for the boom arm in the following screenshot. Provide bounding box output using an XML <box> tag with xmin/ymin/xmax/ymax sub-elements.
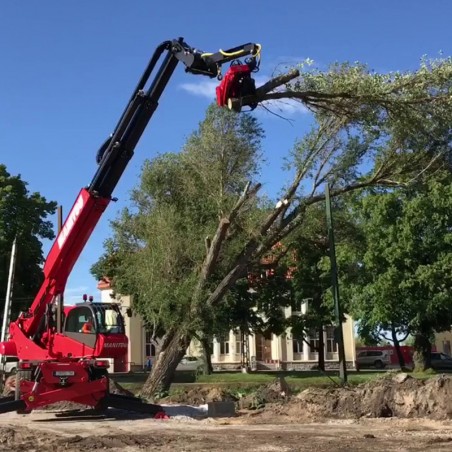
<box><xmin>12</xmin><ymin>37</ymin><xmax>260</xmax><ymax>342</ymax></box>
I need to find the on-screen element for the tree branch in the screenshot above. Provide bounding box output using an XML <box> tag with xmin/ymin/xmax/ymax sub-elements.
<box><xmin>255</xmin><ymin>69</ymin><xmax>300</xmax><ymax>96</ymax></box>
<box><xmin>230</xmin><ymin>67</ymin><xmax>451</xmax><ymax>116</ymax></box>
<box><xmin>200</xmin><ymin>218</ymin><xmax>230</xmax><ymax>282</ymax></box>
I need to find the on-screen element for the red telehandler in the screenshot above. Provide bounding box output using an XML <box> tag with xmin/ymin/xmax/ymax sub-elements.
<box><xmin>0</xmin><ymin>37</ymin><xmax>261</xmax><ymax>415</ymax></box>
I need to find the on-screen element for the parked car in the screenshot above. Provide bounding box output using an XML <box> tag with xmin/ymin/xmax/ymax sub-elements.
<box><xmin>176</xmin><ymin>356</ymin><xmax>203</xmax><ymax>372</ymax></box>
<box><xmin>430</xmin><ymin>352</ymin><xmax>452</xmax><ymax>370</ymax></box>
<box><xmin>0</xmin><ymin>356</ymin><xmax>19</xmax><ymax>375</ymax></box>
<box><xmin>356</xmin><ymin>350</ymin><xmax>391</xmax><ymax>370</ymax></box>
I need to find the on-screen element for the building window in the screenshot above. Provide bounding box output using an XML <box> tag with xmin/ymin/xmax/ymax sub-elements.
<box><xmin>291</xmin><ymin>299</ymin><xmax>303</xmax><ymax>313</ymax></box>
<box><xmin>291</xmin><ymin>298</ymin><xmax>312</xmax><ymax>314</ymax></box>
<box><xmin>326</xmin><ymin>326</ymin><xmax>338</xmax><ymax>353</ymax></box>
<box><xmin>292</xmin><ymin>338</ymin><xmax>303</xmax><ymax>354</ymax></box>
<box><xmin>217</xmin><ymin>335</ymin><xmax>229</xmax><ymax>355</ymax></box>
<box><xmin>145</xmin><ymin>331</ymin><xmax>156</xmax><ymax>357</ymax></box>
<box><xmin>309</xmin><ymin>330</ymin><xmax>320</xmax><ymax>352</ymax></box>
<box><xmin>235</xmin><ymin>340</ymin><xmax>242</xmax><ymax>355</ymax></box>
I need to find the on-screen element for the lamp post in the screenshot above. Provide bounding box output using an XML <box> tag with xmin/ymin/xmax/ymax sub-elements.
<box><xmin>325</xmin><ymin>183</ymin><xmax>347</xmax><ymax>384</ymax></box>
<box><xmin>1</xmin><ymin>236</ymin><xmax>18</xmax><ymax>343</ymax></box>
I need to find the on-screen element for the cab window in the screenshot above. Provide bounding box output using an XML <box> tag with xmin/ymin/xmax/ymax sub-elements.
<box><xmin>65</xmin><ymin>307</ymin><xmax>95</xmax><ymax>333</ymax></box>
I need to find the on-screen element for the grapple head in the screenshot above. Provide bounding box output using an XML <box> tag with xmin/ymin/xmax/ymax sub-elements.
<box><xmin>216</xmin><ymin>59</ymin><xmax>258</xmax><ymax>112</ymax></box>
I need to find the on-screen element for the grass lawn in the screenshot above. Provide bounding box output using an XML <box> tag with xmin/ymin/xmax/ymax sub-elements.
<box><xmin>116</xmin><ymin>368</ymin><xmax>447</xmax><ymax>395</ymax></box>
<box><xmin>116</xmin><ymin>370</ymin><xmax>389</xmax><ymax>394</ymax></box>
<box><xmin>196</xmin><ymin>370</ymin><xmax>386</xmax><ymax>390</ymax></box>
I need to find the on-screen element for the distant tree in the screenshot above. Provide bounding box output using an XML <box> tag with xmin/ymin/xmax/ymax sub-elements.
<box><xmin>289</xmin><ymin>201</ymin><xmax>361</xmax><ymax>370</ymax></box>
<box><xmin>342</xmin><ymin>172</ymin><xmax>452</xmax><ymax>370</ymax></box>
<box><xmin>208</xmin><ymin>258</ymin><xmax>294</xmax><ymax>371</ymax></box>
<box><xmin>0</xmin><ymin>165</ymin><xmax>56</xmax><ymax>319</ymax></box>
<box><xmin>354</xmin><ymin>337</ymin><xmax>368</xmax><ymax>348</ymax></box>
<box><xmin>403</xmin><ymin>336</ymin><xmax>416</xmax><ymax>347</ymax></box>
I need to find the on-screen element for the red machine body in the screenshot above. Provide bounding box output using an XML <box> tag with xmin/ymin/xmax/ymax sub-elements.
<box><xmin>216</xmin><ymin>64</ymin><xmax>253</xmax><ymax>107</ymax></box>
<box><xmin>0</xmin><ymin>37</ymin><xmax>261</xmax><ymax>415</ymax></box>
<box><xmin>216</xmin><ymin>47</ymin><xmax>260</xmax><ymax>110</ymax></box>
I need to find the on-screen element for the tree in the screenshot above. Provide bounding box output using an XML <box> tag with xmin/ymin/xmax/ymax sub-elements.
<box><xmin>343</xmin><ymin>172</ymin><xmax>452</xmax><ymax>370</ymax></box>
<box><xmin>289</xmin><ymin>202</ymin><xmax>360</xmax><ymax>370</ymax></box>
<box><xmin>92</xmin><ymin>104</ymin><xmax>266</xmax><ymax>392</ymax></box>
<box><xmin>0</xmin><ymin>165</ymin><xmax>57</xmax><ymax>319</ymax></box>
<box><xmin>207</xmin><ymin>256</ymin><xmax>294</xmax><ymax>371</ymax></box>
<box><xmin>94</xmin><ymin>56</ymin><xmax>452</xmax><ymax>395</ymax></box>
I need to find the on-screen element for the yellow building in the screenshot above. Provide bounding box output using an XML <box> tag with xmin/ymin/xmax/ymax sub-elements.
<box><xmin>98</xmin><ymin>281</ymin><xmax>356</xmax><ymax>371</ymax></box>
<box><xmin>434</xmin><ymin>331</ymin><xmax>452</xmax><ymax>355</ymax></box>
<box><xmin>97</xmin><ymin>280</ymin><xmax>153</xmax><ymax>371</ymax></box>
<box><xmin>188</xmin><ymin>299</ymin><xmax>356</xmax><ymax>371</ymax></box>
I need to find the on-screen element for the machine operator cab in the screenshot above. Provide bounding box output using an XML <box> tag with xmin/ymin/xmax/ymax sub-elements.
<box><xmin>63</xmin><ymin>300</ymin><xmax>127</xmax><ymax>358</ymax></box>
<box><xmin>64</xmin><ymin>302</ymin><xmax>125</xmax><ymax>334</ymax></box>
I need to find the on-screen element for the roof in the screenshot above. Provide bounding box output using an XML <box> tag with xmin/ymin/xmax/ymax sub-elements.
<box><xmin>97</xmin><ymin>277</ymin><xmax>112</xmax><ymax>291</ymax></box>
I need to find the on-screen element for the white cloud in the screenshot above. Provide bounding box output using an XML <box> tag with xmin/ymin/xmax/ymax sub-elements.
<box><xmin>259</xmin><ymin>98</ymin><xmax>308</xmax><ymax>117</ymax></box>
<box><xmin>64</xmin><ymin>285</ymin><xmax>90</xmax><ymax>305</ymax></box>
<box><xmin>65</xmin><ymin>286</ymin><xmax>89</xmax><ymax>294</ymax></box>
<box><xmin>179</xmin><ymin>80</ymin><xmax>217</xmax><ymax>100</ymax></box>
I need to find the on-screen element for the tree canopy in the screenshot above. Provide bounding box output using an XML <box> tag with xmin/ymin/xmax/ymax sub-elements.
<box><xmin>91</xmin><ymin>105</ymin><xmax>265</xmax><ymax>339</ymax></box>
<box><xmin>93</xmin><ymin>55</ymin><xmax>452</xmax><ymax>393</ymax></box>
<box><xmin>0</xmin><ymin>165</ymin><xmax>56</xmax><ymax>317</ymax></box>
<box><xmin>341</xmin><ymin>172</ymin><xmax>452</xmax><ymax>369</ymax></box>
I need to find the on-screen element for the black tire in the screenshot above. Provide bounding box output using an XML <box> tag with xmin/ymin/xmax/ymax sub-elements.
<box><xmin>93</xmin><ymin>397</ymin><xmax>108</xmax><ymax>414</ymax></box>
<box><xmin>9</xmin><ymin>367</ymin><xmax>17</xmax><ymax>375</ymax></box>
<box><xmin>374</xmin><ymin>360</ymin><xmax>385</xmax><ymax>369</ymax></box>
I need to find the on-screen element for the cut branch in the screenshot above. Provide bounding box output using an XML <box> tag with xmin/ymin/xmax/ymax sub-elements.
<box><xmin>228</xmin><ymin>67</ymin><xmax>451</xmax><ymax>116</ymax></box>
<box><xmin>255</xmin><ymin>69</ymin><xmax>300</xmax><ymax>96</ymax></box>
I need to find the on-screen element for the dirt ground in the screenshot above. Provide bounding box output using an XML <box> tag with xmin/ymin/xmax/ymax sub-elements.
<box><xmin>1</xmin><ymin>411</ymin><xmax>452</xmax><ymax>452</ymax></box>
<box><xmin>3</xmin><ymin>373</ymin><xmax>452</xmax><ymax>451</ymax></box>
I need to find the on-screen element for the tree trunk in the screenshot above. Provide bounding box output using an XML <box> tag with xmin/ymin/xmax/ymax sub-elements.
<box><xmin>200</xmin><ymin>336</ymin><xmax>213</xmax><ymax>375</ymax></box>
<box><xmin>141</xmin><ymin>330</ymin><xmax>191</xmax><ymax>398</ymax></box>
<box><xmin>413</xmin><ymin>332</ymin><xmax>432</xmax><ymax>371</ymax></box>
<box><xmin>317</xmin><ymin>325</ymin><xmax>325</xmax><ymax>371</ymax></box>
<box><xmin>391</xmin><ymin>325</ymin><xmax>406</xmax><ymax>369</ymax></box>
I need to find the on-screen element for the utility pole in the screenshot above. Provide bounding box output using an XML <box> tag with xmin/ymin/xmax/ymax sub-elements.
<box><xmin>325</xmin><ymin>184</ymin><xmax>347</xmax><ymax>384</ymax></box>
<box><xmin>1</xmin><ymin>236</ymin><xmax>18</xmax><ymax>343</ymax></box>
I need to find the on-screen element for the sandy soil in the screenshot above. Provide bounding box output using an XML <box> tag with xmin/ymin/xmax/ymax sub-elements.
<box><xmin>0</xmin><ymin>410</ymin><xmax>452</xmax><ymax>452</ymax></box>
<box><xmin>3</xmin><ymin>374</ymin><xmax>452</xmax><ymax>451</ymax></box>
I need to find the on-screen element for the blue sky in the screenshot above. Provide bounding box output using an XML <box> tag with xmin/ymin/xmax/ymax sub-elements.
<box><xmin>1</xmin><ymin>1</ymin><xmax>451</xmax><ymax>304</ymax></box>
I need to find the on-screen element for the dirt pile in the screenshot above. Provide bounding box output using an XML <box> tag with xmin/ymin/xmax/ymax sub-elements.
<box><xmin>238</xmin><ymin>377</ymin><xmax>291</xmax><ymax>409</ymax></box>
<box><xmin>286</xmin><ymin>373</ymin><xmax>452</xmax><ymax>420</ymax></box>
<box><xmin>41</xmin><ymin>379</ymin><xmax>134</xmax><ymax>411</ymax></box>
<box><xmin>109</xmin><ymin>378</ymin><xmax>135</xmax><ymax>396</ymax></box>
<box><xmin>2</xmin><ymin>376</ymin><xmax>15</xmax><ymax>396</ymax></box>
<box><xmin>162</xmin><ymin>377</ymin><xmax>292</xmax><ymax>409</ymax></box>
<box><xmin>160</xmin><ymin>386</ymin><xmax>236</xmax><ymax>405</ymax></box>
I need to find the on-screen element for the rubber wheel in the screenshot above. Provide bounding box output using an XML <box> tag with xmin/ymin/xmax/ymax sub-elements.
<box><xmin>374</xmin><ymin>360</ymin><xmax>384</xmax><ymax>369</ymax></box>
